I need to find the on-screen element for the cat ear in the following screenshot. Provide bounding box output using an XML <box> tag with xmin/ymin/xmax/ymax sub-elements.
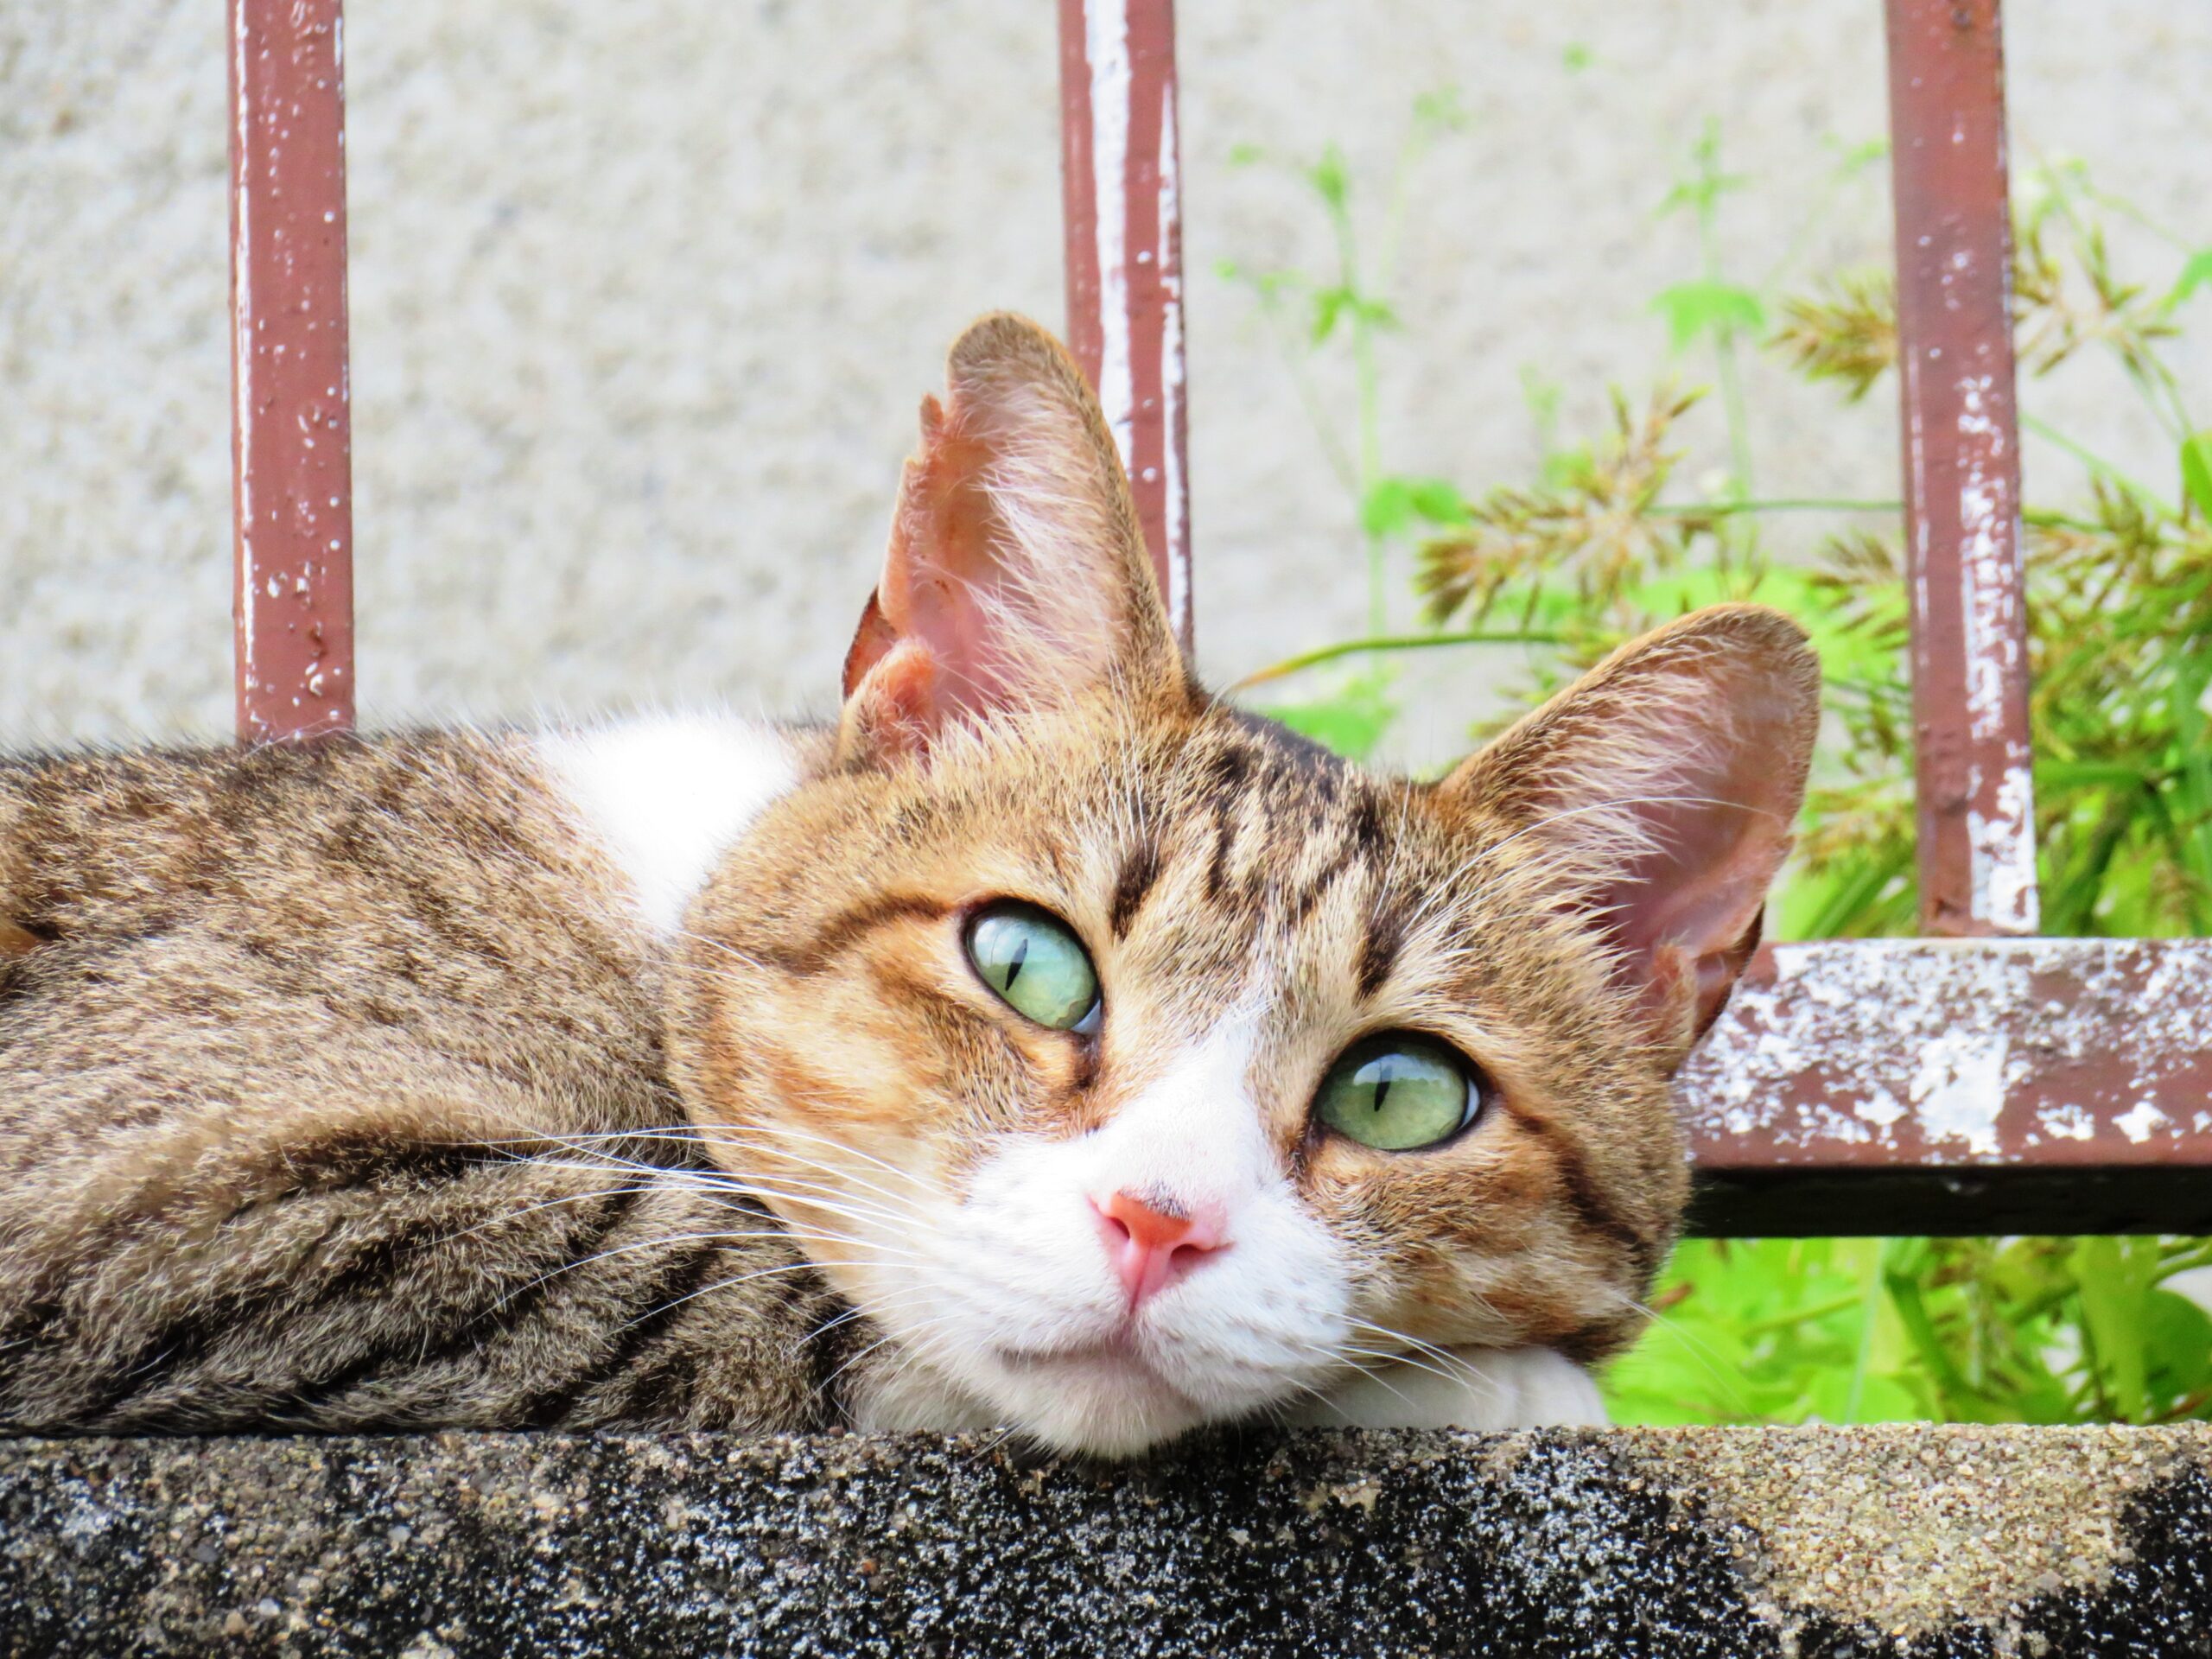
<box><xmin>1439</xmin><ymin>606</ymin><xmax>1821</xmax><ymax>1065</ymax></box>
<box><xmin>837</xmin><ymin>313</ymin><xmax>1185</xmax><ymax>764</ymax></box>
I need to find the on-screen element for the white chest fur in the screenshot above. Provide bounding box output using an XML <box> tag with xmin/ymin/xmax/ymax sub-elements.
<box><xmin>536</xmin><ymin>715</ymin><xmax>800</xmax><ymax>935</ymax></box>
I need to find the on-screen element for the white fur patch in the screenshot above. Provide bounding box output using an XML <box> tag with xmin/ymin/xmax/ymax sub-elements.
<box><xmin>1284</xmin><ymin>1344</ymin><xmax>1608</xmax><ymax>1431</ymax></box>
<box><xmin>842</xmin><ymin>1010</ymin><xmax>1361</xmax><ymax>1455</ymax></box>
<box><xmin>536</xmin><ymin>715</ymin><xmax>799</xmax><ymax>935</ymax></box>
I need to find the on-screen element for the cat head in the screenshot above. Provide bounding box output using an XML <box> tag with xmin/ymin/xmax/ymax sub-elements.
<box><xmin>671</xmin><ymin>314</ymin><xmax>1818</xmax><ymax>1455</ymax></box>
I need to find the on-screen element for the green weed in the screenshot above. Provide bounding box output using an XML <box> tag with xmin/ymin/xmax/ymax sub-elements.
<box><xmin>1224</xmin><ymin>96</ymin><xmax>2212</xmax><ymax>1426</ymax></box>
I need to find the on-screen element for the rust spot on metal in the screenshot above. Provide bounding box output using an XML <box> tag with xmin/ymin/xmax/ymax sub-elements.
<box><xmin>230</xmin><ymin>0</ymin><xmax>355</xmax><ymax>746</ymax></box>
<box><xmin>1884</xmin><ymin>0</ymin><xmax>2037</xmax><ymax>938</ymax></box>
<box><xmin>1058</xmin><ymin>0</ymin><xmax>1192</xmax><ymax>653</ymax></box>
<box><xmin>1681</xmin><ymin>941</ymin><xmax>2212</xmax><ymax>1234</ymax></box>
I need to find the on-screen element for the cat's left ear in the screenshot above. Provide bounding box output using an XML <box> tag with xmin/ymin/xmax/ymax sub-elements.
<box><xmin>1438</xmin><ymin>606</ymin><xmax>1821</xmax><ymax>1067</ymax></box>
<box><xmin>837</xmin><ymin>313</ymin><xmax>1185</xmax><ymax>765</ymax></box>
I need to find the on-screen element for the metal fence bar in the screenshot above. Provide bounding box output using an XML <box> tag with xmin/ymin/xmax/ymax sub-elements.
<box><xmin>1057</xmin><ymin>0</ymin><xmax>1192</xmax><ymax>652</ymax></box>
<box><xmin>230</xmin><ymin>0</ymin><xmax>356</xmax><ymax>745</ymax></box>
<box><xmin>1884</xmin><ymin>0</ymin><xmax>2037</xmax><ymax>937</ymax></box>
<box><xmin>1680</xmin><ymin>939</ymin><xmax>2212</xmax><ymax>1236</ymax></box>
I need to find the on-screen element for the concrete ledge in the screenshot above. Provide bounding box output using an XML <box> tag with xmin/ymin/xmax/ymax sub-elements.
<box><xmin>0</xmin><ymin>1426</ymin><xmax>2205</xmax><ymax>1656</ymax></box>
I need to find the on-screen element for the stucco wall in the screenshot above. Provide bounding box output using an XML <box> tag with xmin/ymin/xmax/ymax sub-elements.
<box><xmin>2</xmin><ymin>1</ymin><xmax>2205</xmax><ymax>753</ymax></box>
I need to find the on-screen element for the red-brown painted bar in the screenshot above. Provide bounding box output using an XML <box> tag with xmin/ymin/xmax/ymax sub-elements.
<box><xmin>1058</xmin><ymin>0</ymin><xmax>1192</xmax><ymax>652</ymax></box>
<box><xmin>1884</xmin><ymin>0</ymin><xmax>2037</xmax><ymax>937</ymax></box>
<box><xmin>230</xmin><ymin>0</ymin><xmax>356</xmax><ymax>744</ymax></box>
<box><xmin>1680</xmin><ymin>940</ymin><xmax>2212</xmax><ymax>1235</ymax></box>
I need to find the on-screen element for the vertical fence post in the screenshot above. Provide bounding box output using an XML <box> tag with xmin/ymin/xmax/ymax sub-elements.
<box><xmin>1057</xmin><ymin>0</ymin><xmax>1192</xmax><ymax>653</ymax></box>
<box><xmin>1884</xmin><ymin>0</ymin><xmax>2037</xmax><ymax>937</ymax></box>
<box><xmin>230</xmin><ymin>0</ymin><xmax>357</xmax><ymax>745</ymax></box>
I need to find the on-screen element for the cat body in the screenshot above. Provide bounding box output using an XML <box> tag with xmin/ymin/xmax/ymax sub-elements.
<box><xmin>0</xmin><ymin>315</ymin><xmax>1817</xmax><ymax>1452</ymax></box>
<box><xmin>0</xmin><ymin>723</ymin><xmax>844</xmax><ymax>1433</ymax></box>
<box><xmin>0</xmin><ymin>715</ymin><xmax>1596</xmax><ymax>1440</ymax></box>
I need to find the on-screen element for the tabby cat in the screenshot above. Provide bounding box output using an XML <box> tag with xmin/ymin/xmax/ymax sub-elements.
<box><xmin>0</xmin><ymin>315</ymin><xmax>1817</xmax><ymax>1454</ymax></box>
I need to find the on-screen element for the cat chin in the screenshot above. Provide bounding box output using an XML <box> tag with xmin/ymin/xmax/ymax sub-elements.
<box><xmin>852</xmin><ymin>1343</ymin><xmax>1609</xmax><ymax>1453</ymax></box>
<box><xmin>996</xmin><ymin>1368</ymin><xmax>1215</xmax><ymax>1459</ymax></box>
<box><xmin>849</xmin><ymin>1344</ymin><xmax>1228</xmax><ymax>1459</ymax></box>
<box><xmin>1282</xmin><ymin>1345</ymin><xmax>1610</xmax><ymax>1432</ymax></box>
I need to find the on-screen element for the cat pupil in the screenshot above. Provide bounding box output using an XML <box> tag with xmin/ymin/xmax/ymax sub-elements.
<box><xmin>963</xmin><ymin>906</ymin><xmax>1098</xmax><ymax>1032</ymax></box>
<box><xmin>1315</xmin><ymin>1036</ymin><xmax>1477</xmax><ymax>1153</ymax></box>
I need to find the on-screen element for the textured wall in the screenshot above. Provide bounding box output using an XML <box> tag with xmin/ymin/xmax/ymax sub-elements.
<box><xmin>2</xmin><ymin>1</ymin><xmax>2204</xmax><ymax>751</ymax></box>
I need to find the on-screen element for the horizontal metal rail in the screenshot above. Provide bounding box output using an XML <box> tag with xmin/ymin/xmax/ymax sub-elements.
<box><xmin>1682</xmin><ymin>941</ymin><xmax>2212</xmax><ymax>1234</ymax></box>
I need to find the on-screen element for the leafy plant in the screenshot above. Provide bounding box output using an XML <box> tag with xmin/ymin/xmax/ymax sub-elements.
<box><xmin>1225</xmin><ymin>95</ymin><xmax>2212</xmax><ymax>1426</ymax></box>
<box><xmin>1611</xmin><ymin>1236</ymin><xmax>2212</xmax><ymax>1426</ymax></box>
<box><xmin>1763</xmin><ymin>162</ymin><xmax>2212</xmax><ymax>941</ymax></box>
<box><xmin>1217</xmin><ymin>93</ymin><xmax>1486</xmax><ymax>760</ymax></box>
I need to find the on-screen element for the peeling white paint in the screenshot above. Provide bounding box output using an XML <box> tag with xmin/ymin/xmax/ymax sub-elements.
<box><xmin>1155</xmin><ymin>87</ymin><xmax>1188</xmax><ymax>642</ymax></box>
<box><xmin>2115</xmin><ymin>1101</ymin><xmax>2171</xmax><ymax>1145</ymax></box>
<box><xmin>1951</xmin><ymin>372</ymin><xmax>2039</xmax><ymax>934</ymax></box>
<box><xmin>1081</xmin><ymin>1</ymin><xmax>1185</xmax><ymax>645</ymax></box>
<box><xmin>1084</xmin><ymin>1</ymin><xmax>1135</xmax><ymax>470</ymax></box>
<box><xmin>1676</xmin><ymin>939</ymin><xmax>2212</xmax><ymax>1162</ymax></box>
<box><xmin>1853</xmin><ymin>1085</ymin><xmax>1906</xmax><ymax>1132</ymax></box>
<box><xmin>1954</xmin><ymin>438</ymin><xmax>2005</xmax><ymax>728</ymax></box>
<box><xmin>1968</xmin><ymin>760</ymin><xmax>2039</xmax><ymax>936</ymax></box>
<box><xmin>2039</xmin><ymin>1103</ymin><xmax>2094</xmax><ymax>1142</ymax></box>
<box><xmin>1909</xmin><ymin>1032</ymin><xmax>2009</xmax><ymax>1156</ymax></box>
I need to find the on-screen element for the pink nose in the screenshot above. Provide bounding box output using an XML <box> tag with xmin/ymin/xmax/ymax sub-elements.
<box><xmin>1092</xmin><ymin>1190</ymin><xmax>1228</xmax><ymax>1311</ymax></box>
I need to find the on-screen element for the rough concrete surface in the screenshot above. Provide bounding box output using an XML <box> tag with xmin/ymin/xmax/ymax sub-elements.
<box><xmin>3</xmin><ymin>2</ymin><xmax>2207</xmax><ymax>765</ymax></box>
<box><xmin>0</xmin><ymin>1426</ymin><xmax>2205</xmax><ymax>1656</ymax></box>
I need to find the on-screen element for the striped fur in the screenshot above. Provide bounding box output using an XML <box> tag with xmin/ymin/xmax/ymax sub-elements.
<box><xmin>0</xmin><ymin>315</ymin><xmax>1817</xmax><ymax>1450</ymax></box>
<box><xmin>0</xmin><ymin>734</ymin><xmax>852</xmax><ymax>1433</ymax></box>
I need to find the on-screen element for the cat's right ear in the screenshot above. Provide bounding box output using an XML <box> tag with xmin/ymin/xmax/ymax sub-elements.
<box><xmin>837</xmin><ymin>314</ymin><xmax>1185</xmax><ymax>766</ymax></box>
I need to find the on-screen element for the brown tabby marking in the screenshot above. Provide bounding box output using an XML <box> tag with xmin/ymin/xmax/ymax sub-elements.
<box><xmin>0</xmin><ymin>739</ymin><xmax>849</xmax><ymax>1433</ymax></box>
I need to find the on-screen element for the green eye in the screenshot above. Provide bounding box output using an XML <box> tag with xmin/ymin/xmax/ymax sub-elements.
<box><xmin>1314</xmin><ymin>1033</ymin><xmax>1480</xmax><ymax>1151</ymax></box>
<box><xmin>964</xmin><ymin>904</ymin><xmax>1100</xmax><ymax>1032</ymax></box>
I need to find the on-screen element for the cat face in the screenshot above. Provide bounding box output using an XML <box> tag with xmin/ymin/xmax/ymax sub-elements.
<box><xmin>669</xmin><ymin>315</ymin><xmax>1818</xmax><ymax>1454</ymax></box>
